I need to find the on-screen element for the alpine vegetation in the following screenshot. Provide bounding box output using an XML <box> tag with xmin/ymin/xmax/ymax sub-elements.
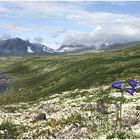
<box><xmin>0</xmin><ymin>1</ymin><xmax>140</xmax><ymax>139</ymax></box>
<box><xmin>0</xmin><ymin>45</ymin><xmax>140</xmax><ymax>138</ymax></box>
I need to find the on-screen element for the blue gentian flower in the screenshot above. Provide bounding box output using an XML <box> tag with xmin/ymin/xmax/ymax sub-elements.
<box><xmin>112</xmin><ymin>82</ymin><xmax>122</xmax><ymax>89</ymax></box>
<box><xmin>125</xmin><ymin>88</ymin><xmax>136</xmax><ymax>96</ymax></box>
<box><xmin>128</xmin><ymin>80</ymin><xmax>138</xmax><ymax>88</ymax></box>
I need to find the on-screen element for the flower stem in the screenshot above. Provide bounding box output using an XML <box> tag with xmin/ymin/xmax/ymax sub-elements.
<box><xmin>106</xmin><ymin>105</ymin><xmax>109</xmax><ymax>133</ymax></box>
<box><xmin>113</xmin><ymin>106</ymin><xmax>119</xmax><ymax>135</ymax></box>
<box><xmin>119</xmin><ymin>91</ymin><xmax>124</xmax><ymax>130</ymax></box>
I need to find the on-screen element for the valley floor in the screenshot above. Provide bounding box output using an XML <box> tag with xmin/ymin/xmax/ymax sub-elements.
<box><xmin>0</xmin><ymin>86</ymin><xmax>140</xmax><ymax>139</ymax></box>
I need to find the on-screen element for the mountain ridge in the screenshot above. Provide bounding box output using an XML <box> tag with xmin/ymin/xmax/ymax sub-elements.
<box><xmin>0</xmin><ymin>37</ymin><xmax>140</xmax><ymax>56</ymax></box>
<box><xmin>0</xmin><ymin>37</ymin><xmax>54</xmax><ymax>56</ymax></box>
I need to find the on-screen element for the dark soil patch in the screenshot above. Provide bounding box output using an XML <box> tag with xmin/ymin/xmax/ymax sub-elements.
<box><xmin>0</xmin><ymin>70</ymin><xmax>10</xmax><ymax>93</ymax></box>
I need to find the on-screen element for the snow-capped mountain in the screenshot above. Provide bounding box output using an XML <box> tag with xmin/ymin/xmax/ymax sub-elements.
<box><xmin>0</xmin><ymin>38</ymin><xmax>54</xmax><ymax>56</ymax></box>
<box><xmin>56</xmin><ymin>44</ymin><xmax>98</xmax><ymax>53</ymax></box>
<box><xmin>56</xmin><ymin>42</ymin><xmax>140</xmax><ymax>54</ymax></box>
<box><xmin>0</xmin><ymin>37</ymin><xmax>140</xmax><ymax>56</ymax></box>
<box><xmin>102</xmin><ymin>42</ymin><xmax>140</xmax><ymax>51</ymax></box>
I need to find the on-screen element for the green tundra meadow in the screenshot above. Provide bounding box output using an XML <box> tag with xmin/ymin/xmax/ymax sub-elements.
<box><xmin>0</xmin><ymin>44</ymin><xmax>140</xmax><ymax>139</ymax></box>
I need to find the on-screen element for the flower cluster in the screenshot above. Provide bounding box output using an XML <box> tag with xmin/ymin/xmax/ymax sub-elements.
<box><xmin>112</xmin><ymin>80</ymin><xmax>138</xmax><ymax>95</ymax></box>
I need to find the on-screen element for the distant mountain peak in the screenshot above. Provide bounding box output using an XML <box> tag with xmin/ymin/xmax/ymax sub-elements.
<box><xmin>56</xmin><ymin>42</ymin><xmax>140</xmax><ymax>54</ymax></box>
<box><xmin>0</xmin><ymin>38</ymin><xmax>54</xmax><ymax>56</ymax></box>
<box><xmin>0</xmin><ymin>37</ymin><xmax>140</xmax><ymax>56</ymax></box>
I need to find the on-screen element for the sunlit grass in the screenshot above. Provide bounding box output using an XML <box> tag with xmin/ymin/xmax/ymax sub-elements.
<box><xmin>0</xmin><ymin>44</ymin><xmax>139</xmax><ymax>104</ymax></box>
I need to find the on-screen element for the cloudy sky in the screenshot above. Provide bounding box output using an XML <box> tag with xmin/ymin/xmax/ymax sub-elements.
<box><xmin>0</xmin><ymin>1</ymin><xmax>140</xmax><ymax>49</ymax></box>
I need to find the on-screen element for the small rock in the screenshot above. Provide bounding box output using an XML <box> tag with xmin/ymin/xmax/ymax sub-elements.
<box><xmin>32</xmin><ymin>113</ymin><xmax>46</xmax><ymax>123</ymax></box>
<box><xmin>131</xmin><ymin>118</ymin><xmax>139</xmax><ymax>126</ymax></box>
<box><xmin>136</xmin><ymin>105</ymin><xmax>140</xmax><ymax>111</ymax></box>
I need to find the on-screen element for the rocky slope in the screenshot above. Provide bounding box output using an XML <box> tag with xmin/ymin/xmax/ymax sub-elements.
<box><xmin>0</xmin><ymin>38</ymin><xmax>54</xmax><ymax>56</ymax></box>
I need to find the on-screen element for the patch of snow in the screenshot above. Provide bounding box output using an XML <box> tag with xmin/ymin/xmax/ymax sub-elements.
<box><xmin>105</xmin><ymin>43</ymin><xmax>109</xmax><ymax>46</ymax></box>
<box><xmin>43</xmin><ymin>46</ymin><xmax>53</xmax><ymax>53</ymax></box>
<box><xmin>27</xmin><ymin>46</ymin><xmax>34</xmax><ymax>53</ymax></box>
<box><xmin>105</xmin><ymin>42</ymin><xmax>114</xmax><ymax>47</ymax></box>
<box><xmin>58</xmin><ymin>47</ymin><xmax>77</xmax><ymax>52</ymax></box>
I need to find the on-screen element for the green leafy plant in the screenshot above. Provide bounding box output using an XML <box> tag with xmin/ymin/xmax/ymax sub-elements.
<box><xmin>0</xmin><ymin>121</ymin><xmax>26</xmax><ymax>139</ymax></box>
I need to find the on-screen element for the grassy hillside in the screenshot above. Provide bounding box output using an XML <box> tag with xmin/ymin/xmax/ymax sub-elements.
<box><xmin>0</xmin><ymin>44</ymin><xmax>140</xmax><ymax>104</ymax></box>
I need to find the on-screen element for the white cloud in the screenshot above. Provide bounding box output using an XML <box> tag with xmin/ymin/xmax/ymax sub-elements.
<box><xmin>0</xmin><ymin>5</ymin><xmax>11</xmax><ymax>15</ymax></box>
<box><xmin>4</xmin><ymin>1</ymin><xmax>85</xmax><ymax>18</ymax></box>
<box><xmin>0</xmin><ymin>23</ymin><xmax>31</xmax><ymax>33</ymax></box>
<box><xmin>94</xmin><ymin>26</ymin><xmax>102</xmax><ymax>32</ymax></box>
<box><xmin>63</xmin><ymin>25</ymin><xmax>140</xmax><ymax>46</ymax></box>
<box><xmin>0</xmin><ymin>33</ymin><xmax>11</xmax><ymax>40</ymax></box>
<box><xmin>34</xmin><ymin>36</ymin><xmax>43</xmax><ymax>43</ymax></box>
<box><xmin>62</xmin><ymin>11</ymin><xmax>140</xmax><ymax>46</ymax></box>
<box><xmin>1</xmin><ymin>2</ymin><xmax>140</xmax><ymax>27</ymax></box>
<box><xmin>1</xmin><ymin>1</ymin><xmax>140</xmax><ymax>47</ymax></box>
